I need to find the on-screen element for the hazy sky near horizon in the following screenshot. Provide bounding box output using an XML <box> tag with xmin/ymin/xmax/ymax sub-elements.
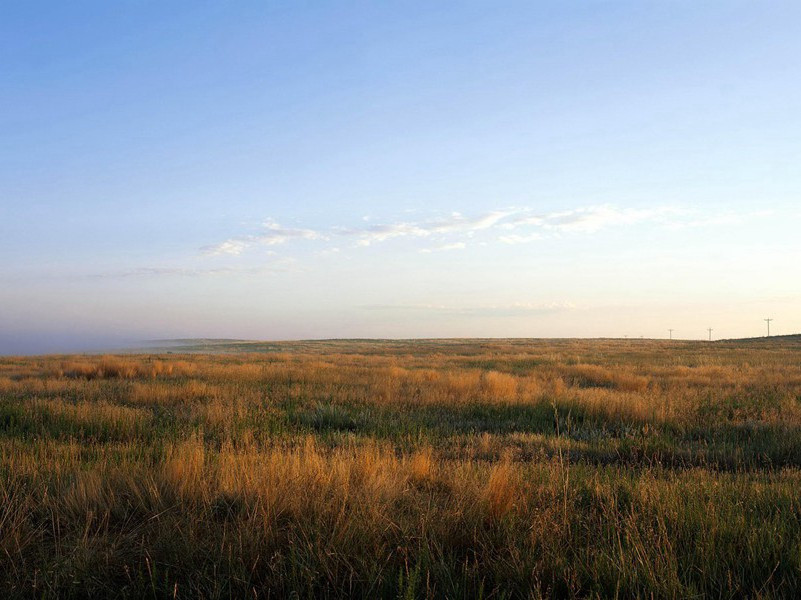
<box><xmin>2</xmin><ymin>2</ymin><xmax>801</xmax><ymax>353</ymax></box>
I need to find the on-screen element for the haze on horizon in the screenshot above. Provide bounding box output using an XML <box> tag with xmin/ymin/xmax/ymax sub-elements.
<box><xmin>2</xmin><ymin>2</ymin><xmax>800</xmax><ymax>354</ymax></box>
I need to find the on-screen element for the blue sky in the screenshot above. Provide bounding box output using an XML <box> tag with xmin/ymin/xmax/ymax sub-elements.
<box><xmin>2</xmin><ymin>1</ymin><xmax>800</xmax><ymax>353</ymax></box>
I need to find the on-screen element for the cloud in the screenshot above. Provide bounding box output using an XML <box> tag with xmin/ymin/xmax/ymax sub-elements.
<box><xmin>664</xmin><ymin>209</ymin><xmax>773</xmax><ymax>229</ymax></box>
<box><xmin>16</xmin><ymin>203</ymin><xmax>769</xmax><ymax>285</ymax></box>
<box><xmin>205</xmin><ymin>240</ymin><xmax>249</xmax><ymax>256</ymax></box>
<box><xmin>499</xmin><ymin>233</ymin><xmax>544</xmax><ymax>245</ymax></box>
<box><xmin>86</xmin><ymin>263</ymin><xmax>292</xmax><ymax>279</ymax></box>
<box><xmin>345</xmin><ymin>205</ymin><xmax>677</xmax><ymax>247</ymax></box>
<box><xmin>419</xmin><ymin>242</ymin><xmax>466</xmax><ymax>253</ymax></box>
<box><xmin>543</xmin><ymin>205</ymin><xmax>670</xmax><ymax>232</ymax></box>
<box><xmin>506</xmin><ymin>204</ymin><xmax>680</xmax><ymax>234</ymax></box>
<box><xmin>202</xmin><ymin>220</ymin><xmax>322</xmax><ymax>255</ymax></box>
<box><xmin>317</xmin><ymin>247</ymin><xmax>341</xmax><ymax>257</ymax></box>
<box><xmin>340</xmin><ymin>210</ymin><xmax>513</xmax><ymax>247</ymax></box>
<box><xmin>200</xmin><ymin>204</ymin><xmax>770</xmax><ymax>255</ymax></box>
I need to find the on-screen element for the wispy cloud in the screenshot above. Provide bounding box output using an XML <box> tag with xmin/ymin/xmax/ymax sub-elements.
<box><xmin>504</xmin><ymin>205</ymin><xmax>680</xmax><ymax>234</ymax></box>
<box><xmin>200</xmin><ymin>204</ymin><xmax>771</xmax><ymax>256</ymax></box>
<box><xmin>664</xmin><ymin>209</ymin><xmax>773</xmax><ymax>229</ymax></box>
<box><xmin>419</xmin><ymin>242</ymin><xmax>466</xmax><ymax>254</ymax></box>
<box><xmin>86</xmin><ymin>263</ymin><xmax>292</xmax><ymax>279</ymax></box>
<box><xmin>205</xmin><ymin>240</ymin><xmax>250</xmax><ymax>256</ymax></box>
<box><xmin>202</xmin><ymin>220</ymin><xmax>323</xmax><ymax>256</ymax></box>
<box><xmin>339</xmin><ymin>210</ymin><xmax>513</xmax><ymax>247</ymax></box>
<box><xmin>498</xmin><ymin>233</ymin><xmax>544</xmax><ymax>245</ymax></box>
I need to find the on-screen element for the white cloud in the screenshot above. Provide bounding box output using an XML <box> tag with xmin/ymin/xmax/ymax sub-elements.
<box><xmin>202</xmin><ymin>220</ymin><xmax>322</xmax><ymax>255</ymax></box>
<box><xmin>204</xmin><ymin>240</ymin><xmax>249</xmax><ymax>256</ymax></box>
<box><xmin>343</xmin><ymin>210</ymin><xmax>514</xmax><ymax>246</ymax></box>
<box><xmin>507</xmin><ymin>204</ymin><xmax>680</xmax><ymax>234</ymax></box>
<box><xmin>257</xmin><ymin>220</ymin><xmax>322</xmax><ymax>244</ymax></box>
<box><xmin>543</xmin><ymin>205</ymin><xmax>664</xmax><ymax>232</ymax></box>
<box><xmin>89</xmin><ymin>264</ymin><xmax>291</xmax><ymax>279</ymax></box>
<box><xmin>419</xmin><ymin>242</ymin><xmax>466</xmax><ymax>253</ymax></box>
<box><xmin>665</xmin><ymin>209</ymin><xmax>773</xmax><ymax>229</ymax></box>
<box><xmin>316</xmin><ymin>247</ymin><xmax>341</xmax><ymax>257</ymax></box>
<box><xmin>499</xmin><ymin>233</ymin><xmax>544</xmax><ymax>245</ymax></box>
<box><xmin>200</xmin><ymin>204</ymin><xmax>771</xmax><ymax>257</ymax></box>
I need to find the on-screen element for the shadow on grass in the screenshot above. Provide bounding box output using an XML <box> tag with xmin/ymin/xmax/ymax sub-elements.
<box><xmin>287</xmin><ymin>399</ymin><xmax>801</xmax><ymax>471</ymax></box>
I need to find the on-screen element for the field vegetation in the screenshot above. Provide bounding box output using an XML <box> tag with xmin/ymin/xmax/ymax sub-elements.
<box><xmin>1</xmin><ymin>338</ymin><xmax>801</xmax><ymax>598</ymax></box>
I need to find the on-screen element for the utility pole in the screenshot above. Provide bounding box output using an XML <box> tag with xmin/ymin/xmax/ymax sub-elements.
<box><xmin>668</xmin><ymin>329</ymin><xmax>673</xmax><ymax>340</ymax></box>
<box><xmin>707</xmin><ymin>328</ymin><xmax>713</xmax><ymax>342</ymax></box>
<box><xmin>765</xmin><ymin>318</ymin><xmax>773</xmax><ymax>337</ymax></box>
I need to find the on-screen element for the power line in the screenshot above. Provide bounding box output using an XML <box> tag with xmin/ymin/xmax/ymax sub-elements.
<box><xmin>668</xmin><ymin>329</ymin><xmax>673</xmax><ymax>340</ymax></box>
<box><xmin>764</xmin><ymin>318</ymin><xmax>773</xmax><ymax>337</ymax></box>
<box><xmin>707</xmin><ymin>327</ymin><xmax>713</xmax><ymax>342</ymax></box>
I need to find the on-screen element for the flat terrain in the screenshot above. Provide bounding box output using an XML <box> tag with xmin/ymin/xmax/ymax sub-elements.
<box><xmin>2</xmin><ymin>338</ymin><xmax>801</xmax><ymax>598</ymax></box>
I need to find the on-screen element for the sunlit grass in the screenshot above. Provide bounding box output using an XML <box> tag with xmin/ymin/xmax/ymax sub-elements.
<box><xmin>1</xmin><ymin>338</ymin><xmax>800</xmax><ymax>597</ymax></box>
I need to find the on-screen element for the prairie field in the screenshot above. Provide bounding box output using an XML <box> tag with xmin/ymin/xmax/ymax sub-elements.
<box><xmin>2</xmin><ymin>338</ymin><xmax>801</xmax><ymax>599</ymax></box>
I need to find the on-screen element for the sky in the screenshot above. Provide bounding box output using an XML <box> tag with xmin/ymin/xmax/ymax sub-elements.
<box><xmin>2</xmin><ymin>1</ymin><xmax>800</xmax><ymax>353</ymax></box>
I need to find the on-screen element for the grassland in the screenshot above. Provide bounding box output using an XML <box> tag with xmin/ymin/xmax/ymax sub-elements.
<box><xmin>1</xmin><ymin>338</ymin><xmax>801</xmax><ymax>598</ymax></box>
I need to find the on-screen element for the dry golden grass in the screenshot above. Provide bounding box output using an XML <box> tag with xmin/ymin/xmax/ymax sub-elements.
<box><xmin>2</xmin><ymin>338</ymin><xmax>801</xmax><ymax>598</ymax></box>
